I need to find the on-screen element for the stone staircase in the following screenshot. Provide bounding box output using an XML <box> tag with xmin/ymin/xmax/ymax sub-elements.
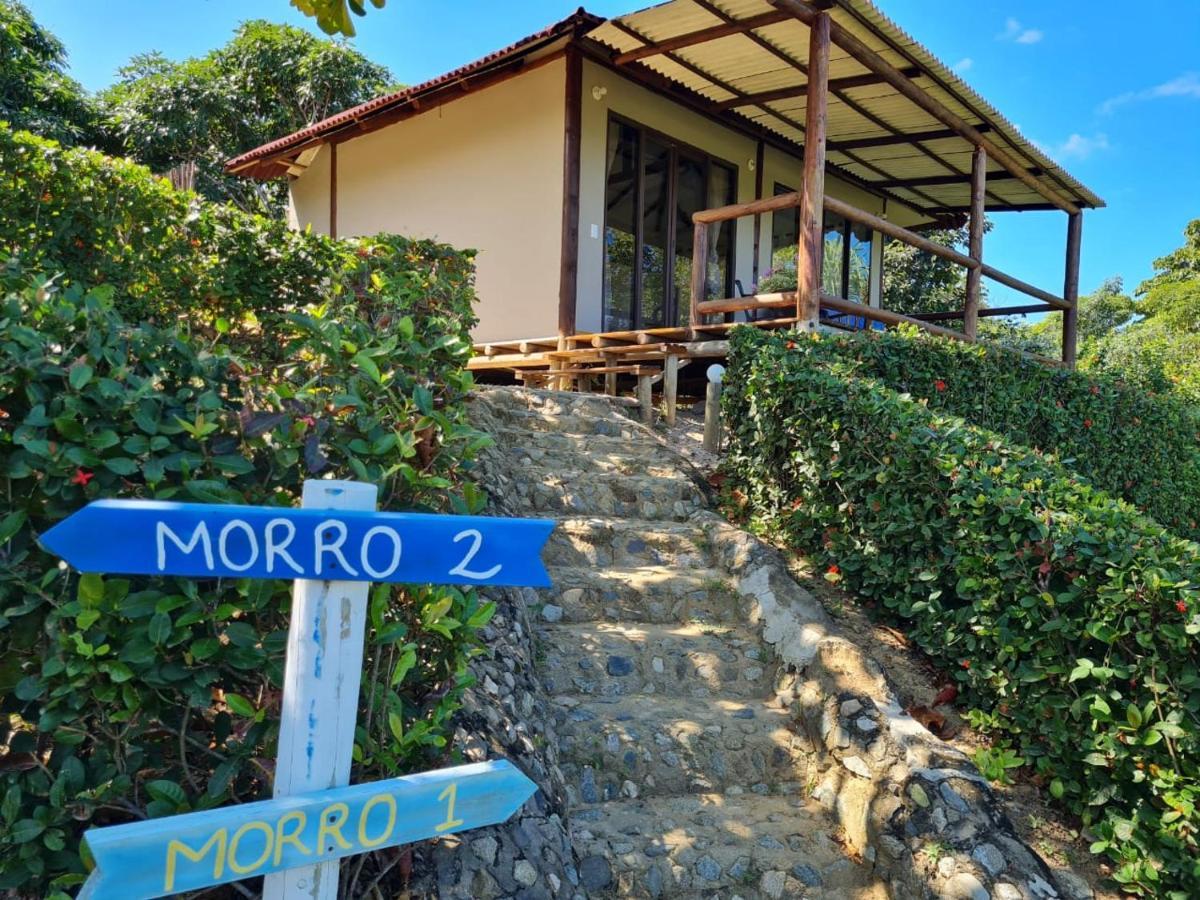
<box><xmin>471</xmin><ymin>387</ymin><xmax>888</xmax><ymax>900</ymax></box>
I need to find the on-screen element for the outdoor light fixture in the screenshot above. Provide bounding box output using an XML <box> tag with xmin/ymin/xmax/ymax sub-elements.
<box><xmin>707</xmin><ymin>364</ymin><xmax>726</xmax><ymax>385</ymax></box>
<box><xmin>591</xmin><ymin>85</ymin><xmax>608</xmax><ymax>101</ymax></box>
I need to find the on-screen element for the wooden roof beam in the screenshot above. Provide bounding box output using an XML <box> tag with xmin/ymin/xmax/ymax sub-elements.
<box><xmin>767</xmin><ymin>0</ymin><xmax>1079</xmax><ymax>214</ymax></box>
<box><xmin>872</xmin><ymin>170</ymin><xmax>1019</xmax><ymax>188</ymax></box>
<box><xmin>713</xmin><ymin>67</ymin><xmax>921</xmax><ymax>111</ymax></box>
<box><xmin>834</xmin><ymin>125</ymin><xmax>992</xmax><ymax>150</ymax></box>
<box><xmin>612</xmin><ymin>10</ymin><xmax>792</xmax><ymax>64</ymax></box>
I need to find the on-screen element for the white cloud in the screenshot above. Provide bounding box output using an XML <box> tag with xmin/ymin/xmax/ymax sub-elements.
<box><xmin>952</xmin><ymin>57</ymin><xmax>973</xmax><ymax>74</ymax></box>
<box><xmin>998</xmin><ymin>17</ymin><xmax>1043</xmax><ymax>44</ymax></box>
<box><xmin>1048</xmin><ymin>132</ymin><xmax>1110</xmax><ymax>161</ymax></box>
<box><xmin>1099</xmin><ymin>71</ymin><xmax>1200</xmax><ymax>115</ymax></box>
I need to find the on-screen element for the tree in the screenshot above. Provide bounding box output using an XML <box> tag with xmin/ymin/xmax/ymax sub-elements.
<box><xmin>0</xmin><ymin>0</ymin><xmax>96</xmax><ymax>144</ymax></box>
<box><xmin>882</xmin><ymin>223</ymin><xmax>983</xmax><ymax>316</ymax></box>
<box><xmin>99</xmin><ymin>20</ymin><xmax>395</xmax><ymax>211</ymax></box>
<box><xmin>1078</xmin><ymin>223</ymin><xmax>1200</xmax><ymax>400</ymax></box>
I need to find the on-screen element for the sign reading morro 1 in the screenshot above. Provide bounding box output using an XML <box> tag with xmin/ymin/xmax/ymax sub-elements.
<box><xmin>41</xmin><ymin>498</ymin><xmax>553</xmax><ymax>586</ymax></box>
<box><xmin>77</xmin><ymin>761</ymin><xmax>535</xmax><ymax>900</ymax></box>
<box><xmin>41</xmin><ymin>483</ymin><xmax>555</xmax><ymax>900</ymax></box>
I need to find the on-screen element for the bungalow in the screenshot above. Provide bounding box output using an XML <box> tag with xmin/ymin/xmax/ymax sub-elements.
<box><xmin>227</xmin><ymin>0</ymin><xmax>1103</xmax><ymax>416</ymax></box>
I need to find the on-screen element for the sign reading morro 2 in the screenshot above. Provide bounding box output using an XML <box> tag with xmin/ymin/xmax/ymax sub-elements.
<box><xmin>42</xmin><ymin>484</ymin><xmax>555</xmax><ymax>900</ymax></box>
<box><xmin>41</xmin><ymin>498</ymin><xmax>553</xmax><ymax>586</ymax></box>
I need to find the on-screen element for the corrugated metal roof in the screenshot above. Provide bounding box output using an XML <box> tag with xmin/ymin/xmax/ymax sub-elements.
<box><xmin>587</xmin><ymin>0</ymin><xmax>1104</xmax><ymax>214</ymax></box>
<box><xmin>225</xmin><ymin>9</ymin><xmax>602</xmax><ymax>179</ymax></box>
<box><xmin>227</xmin><ymin>0</ymin><xmax>1103</xmax><ymax>216</ymax></box>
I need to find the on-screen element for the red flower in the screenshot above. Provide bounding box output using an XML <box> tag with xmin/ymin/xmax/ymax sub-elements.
<box><xmin>1083</xmin><ymin>418</ymin><xmax>1093</xmax><ymax>428</ymax></box>
<box><xmin>71</xmin><ymin>468</ymin><xmax>94</xmax><ymax>486</ymax></box>
<box><xmin>827</xmin><ymin>564</ymin><xmax>840</xmax><ymax>575</ymax></box>
<box><xmin>1177</xmin><ymin>601</ymin><xmax>1189</xmax><ymax>614</ymax></box>
<box><xmin>960</xmin><ymin>659</ymin><xmax>971</xmax><ymax>669</ymax></box>
<box><xmin>786</xmin><ymin>340</ymin><xmax>797</xmax><ymax>350</ymax></box>
<box><xmin>934</xmin><ymin>380</ymin><xmax>947</xmax><ymax>392</ymax></box>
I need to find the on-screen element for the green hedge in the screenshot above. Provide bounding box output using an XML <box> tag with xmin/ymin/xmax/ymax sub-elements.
<box><xmin>0</xmin><ymin>133</ymin><xmax>488</xmax><ymax>895</ymax></box>
<box><xmin>0</xmin><ymin>125</ymin><xmax>478</xmax><ymax>356</ymax></box>
<box><xmin>723</xmin><ymin>328</ymin><xmax>1200</xmax><ymax>897</ymax></box>
<box><xmin>762</xmin><ymin>326</ymin><xmax>1200</xmax><ymax>542</ymax></box>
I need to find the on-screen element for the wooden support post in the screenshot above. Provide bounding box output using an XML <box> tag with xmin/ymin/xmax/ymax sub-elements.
<box><xmin>638</xmin><ymin>373</ymin><xmax>654</xmax><ymax>425</ymax></box>
<box><xmin>664</xmin><ymin>354</ymin><xmax>679</xmax><ymax>426</ymax></box>
<box><xmin>558</xmin><ymin>46</ymin><xmax>582</xmax><ymax>340</ymax></box>
<box><xmin>703</xmin><ymin>381</ymin><xmax>722</xmax><ymax>452</ymax></box>
<box><xmin>328</xmin><ymin>142</ymin><xmax>338</xmax><ymax>239</ymax></box>
<box><xmin>263</xmin><ymin>480</ymin><xmax>378</xmax><ymax>900</ymax></box>
<box><xmin>964</xmin><ymin>146</ymin><xmax>986</xmax><ymax>339</ymax></box>
<box><xmin>796</xmin><ymin>11</ymin><xmax>830</xmax><ymax>332</ymax></box>
<box><xmin>603</xmin><ymin>353</ymin><xmax>618</xmax><ymax>396</ymax></box>
<box><xmin>1063</xmin><ymin>211</ymin><xmax>1082</xmax><ymax>366</ymax></box>
<box><xmin>689</xmin><ymin>221</ymin><xmax>708</xmax><ymax>327</ymax></box>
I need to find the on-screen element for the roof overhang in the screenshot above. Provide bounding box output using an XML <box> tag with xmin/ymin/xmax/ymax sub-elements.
<box><xmin>586</xmin><ymin>0</ymin><xmax>1103</xmax><ymax>216</ymax></box>
<box><xmin>225</xmin><ymin>9</ymin><xmax>603</xmax><ymax>180</ymax></box>
<box><xmin>227</xmin><ymin>0</ymin><xmax>1103</xmax><ymax>219</ymax></box>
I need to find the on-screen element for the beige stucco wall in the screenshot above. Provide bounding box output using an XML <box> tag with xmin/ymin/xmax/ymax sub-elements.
<box><xmin>289</xmin><ymin>58</ymin><xmax>567</xmax><ymax>344</ymax></box>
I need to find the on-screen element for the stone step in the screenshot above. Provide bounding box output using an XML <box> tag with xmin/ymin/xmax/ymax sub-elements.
<box><xmin>485</xmin><ymin>427</ymin><xmax>667</xmax><ymax>466</ymax></box>
<box><xmin>547</xmin><ymin>517</ymin><xmax>712</xmax><ymax>568</ymax></box>
<box><xmin>544</xmin><ymin>566</ymin><xmax>741</xmax><ymax>624</ymax></box>
<box><xmin>484</xmin><ymin>405</ymin><xmax>643</xmax><ymax>438</ymax></box>
<box><xmin>473</xmin><ymin>387</ymin><xmax>637</xmax><ymax>420</ymax></box>
<box><xmin>553</xmin><ymin>694</ymin><xmax>812</xmax><ymax>800</ymax></box>
<box><xmin>540</xmin><ymin>622</ymin><xmax>775</xmax><ymax>700</ymax></box>
<box><xmin>517</xmin><ymin>470</ymin><xmax>704</xmax><ymax>521</ymax></box>
<box><xmin>570</xmin><ymin>793</ymin><xmax>882</xmax><ymax>899</ymax></box>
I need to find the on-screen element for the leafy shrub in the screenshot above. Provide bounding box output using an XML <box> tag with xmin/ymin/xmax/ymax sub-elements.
<box><xmin>0</xmin><ymin>252</ymin><xmax>484</xmax><ymax>893</ymax></box>
<box><xmin>752</xmin><ymin>326</ymin><xmax>1200</xmax><ymax>542</ymax></box>
<box><xmin>0</xmin><ymin>125</ymin><xmax>480</xmax><ymax>359</ymax></box>
<box><xmin>723</xmin><ymin>327</ymin><xmax>1200</xmax><ymax>896</ymax></box>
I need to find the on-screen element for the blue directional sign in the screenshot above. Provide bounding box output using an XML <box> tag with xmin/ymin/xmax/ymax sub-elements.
<box><xmin>39</xmin><ymin>499</ymin><xmax>553</xmax><ymax>587</ymax></box>
<box><xmin>76</xmin><ymin>760</ymin><xmax>537</xmax><ymax>900</ymax></box>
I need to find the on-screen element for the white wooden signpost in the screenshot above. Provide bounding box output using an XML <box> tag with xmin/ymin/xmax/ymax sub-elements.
<box><xmin>40</xmin><ymin>480</ymin><xmax>554</xmax><ymax>900</ymax></box>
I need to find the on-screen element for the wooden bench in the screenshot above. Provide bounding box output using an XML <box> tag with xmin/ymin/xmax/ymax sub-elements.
<box><xmin>517</xmin><ymin>365</ymin><xmax>660</xmax><ymax>424</ymax></box>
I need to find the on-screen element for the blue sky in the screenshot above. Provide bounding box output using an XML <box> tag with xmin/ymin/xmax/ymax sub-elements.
<box><xmin>31</xmin><ymin>0</ymin><xmax>1200</xmax><ymax>307</ymax></box>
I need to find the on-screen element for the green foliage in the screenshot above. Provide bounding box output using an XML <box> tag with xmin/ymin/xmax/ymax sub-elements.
<box><xmin>0</xmin><ymin>1</ymin><xmax>96</xmax><ymax>145</ymax></box>
<box><xmin>99</xmin><ymin>19</ymin><xmax>394</xmax><ymax>210</ymax></box>
<box><xmin>723</xmin><ymin>327</ymin><xmax>1200</xmax><ymax>896</ymax></box>
<box><xmin>292</xmin><ymin>0</ymin><xmax>386</xmax><ymax>37</ymax></box>
<box><xmin>882</xmin><ymin>223</ymin><xmax>984</xmax><ymax>316</ymax></box>
<box><xmin>1079</xmin><ymin>224</ymin><xmax>1200</xmax><ymax>402</ymax></box>
<box><xmin>0</xmin><ymin>126</ymin><xmax>478</xmax><ymax>360</ymax></box>
<box><xmin>0</xmin><ymin>133</ymin><xmax>484</xmax><ymax>893</ymax></box>
<box><xmin>736</xmin><ymin>325</ymin><xmax>1200</xmax><ymax>542</ymax></box>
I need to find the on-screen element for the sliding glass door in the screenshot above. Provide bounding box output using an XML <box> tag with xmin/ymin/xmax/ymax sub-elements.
<box><xmin>603</xmin><ymin>117</ymin><xmax>736</xmax><ymax>331</ymax></box>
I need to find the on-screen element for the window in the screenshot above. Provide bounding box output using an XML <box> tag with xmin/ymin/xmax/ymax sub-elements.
<box><xmin>603</xmin><ymin>117</ymin><xmax>737</xmax><ymax>330</ymax></box>
<box><xmin>769</xmin><ymin>182</ymin><xmax>874</xmax><ymax>303</ymax></box>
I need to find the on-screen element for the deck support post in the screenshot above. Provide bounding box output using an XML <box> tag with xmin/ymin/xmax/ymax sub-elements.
<box><xmin>1063</xmin><ymin>211</ymin><xmax>1082</xmax><ymax>366</ymax></box>
<box><xmin>703</xmin><ymin>381</ymin><xmax>722</xmax><ymax>451</ymax></box>
<box><xmin>603</xmin><ymin>353</ymin><xmax>618</xmax><ymax>396</ymax></box>
<box><xmin>637</xmin><ymin>373</ymin><xmax>654</xmax><ymax>425</ymax></box>
<box><xmin>664</xmin><ymin>354</ymin><xmax>680</xmax><ymax>426</ymax></box>
<box><xmin>796</xmin><ymin>11</ymin><xmax>830</xmax><ymax>332</ymax></box>
<box><xmin>964</xmin><ymin>145</ymin><xmax>986</xmax><ymax>339</ymax></box>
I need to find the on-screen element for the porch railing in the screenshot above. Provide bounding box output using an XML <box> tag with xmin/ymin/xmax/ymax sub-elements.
<box><xmin>689</xmin><ymin>191</ymin><xmax>1076</xmax><ymax>365</ymax></box>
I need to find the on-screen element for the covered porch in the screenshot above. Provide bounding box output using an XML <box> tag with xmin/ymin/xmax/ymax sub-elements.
<box><xmin>470</xmin><ymin>0</ymin><xmax>1102</xmax><ymax>420</ymax></box>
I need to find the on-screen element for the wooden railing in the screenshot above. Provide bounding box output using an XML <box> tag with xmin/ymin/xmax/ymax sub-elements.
<box><xmin>689</xmin><ymin>190</ymin><xmax>1075</xmax><ymax>364</ymax></box>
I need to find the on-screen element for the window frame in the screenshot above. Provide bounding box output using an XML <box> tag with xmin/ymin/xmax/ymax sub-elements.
<box><xmin>601</xmin><ymin>112</ymin><xmax>739</xmax><ymax>330</ymax></box>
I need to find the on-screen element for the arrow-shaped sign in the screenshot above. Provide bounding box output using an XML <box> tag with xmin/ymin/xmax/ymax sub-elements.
<box><xmin>76</xmin><ymin>760</ymin><xmax>537</xmax><ymax>900</ymax></box>
<box><xmin>39</xmin><ymin>499</ymin><xmax>553</xmax><ymax>587</ymax></box>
